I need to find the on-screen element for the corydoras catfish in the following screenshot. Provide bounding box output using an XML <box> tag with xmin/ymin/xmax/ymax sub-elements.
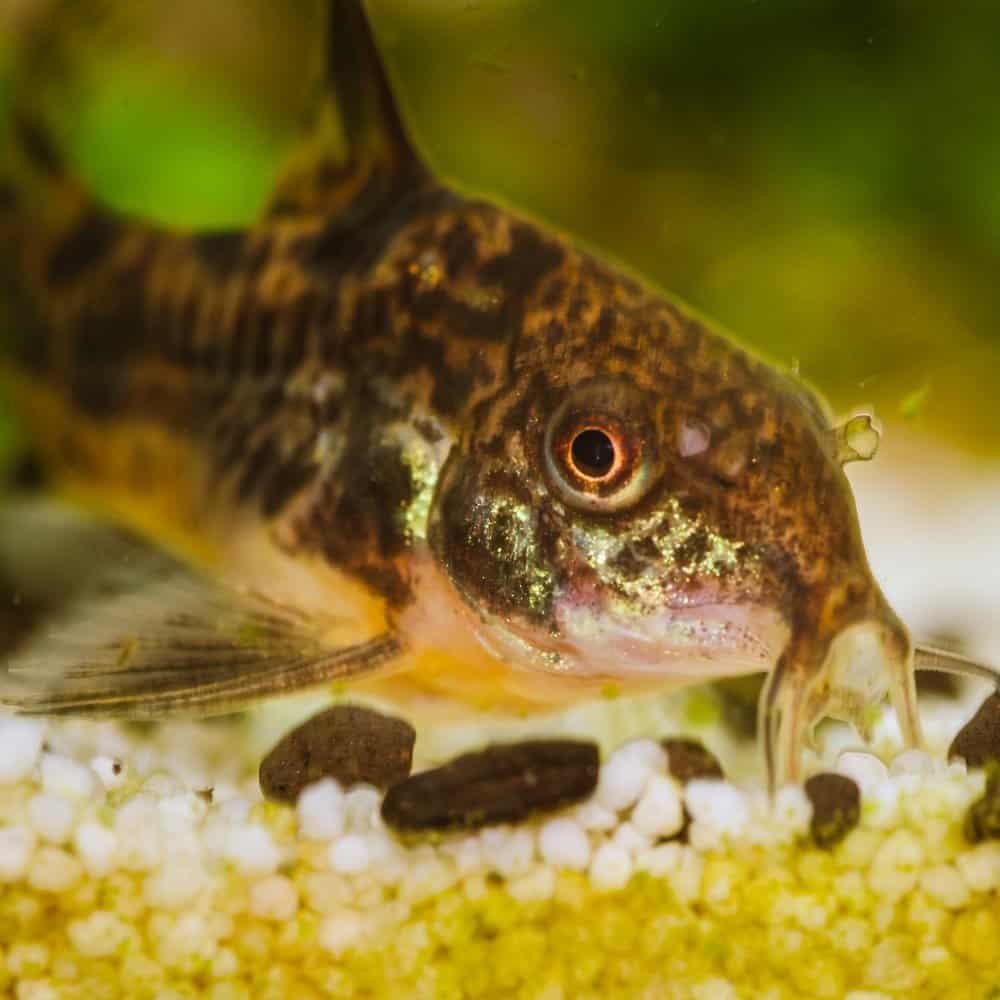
<box><xmin>0</xmin><ymin>0</ymin><xmax>992</xmax><ymax>789</ymax></box>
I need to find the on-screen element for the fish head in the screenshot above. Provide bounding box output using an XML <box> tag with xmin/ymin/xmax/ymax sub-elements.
<box><xmin>425</xmin><ymin>236</ymin><xmax>900</xmax><ymax>702</ymax></box>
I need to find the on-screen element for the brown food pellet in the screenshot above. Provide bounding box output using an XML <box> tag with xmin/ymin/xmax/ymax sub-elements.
<box><xmin>805</xmin><ymin>772</ymin><xmax>860</xmax><ymax>849</ymax></box>
<box><xmin>965</xmin><ymin>768</ymin><xmax>1000</xmax><ymax>843</ymax></box>
<box><xmin>260</xmin><ymin>704</ymin><xmax>415</xmax><ymax>803</ymax></box>
<box><xmin>381</xmin><ymin>739</ymin><xmax>599</xmax><ymax>833</ymax></box>
<box><xmin>662</xmin><ymin>738</ymin><xmax>725</xmax><ymax>783</ymax></box>
<box><xmin>949</xmin><ymin>693</ymin><xmax>1000</xmax><ymax>769</ymax></box>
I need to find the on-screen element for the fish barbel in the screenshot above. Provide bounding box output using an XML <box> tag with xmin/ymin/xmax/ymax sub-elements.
<box><xmin>1</xmin><ymin>0</ymin><xmax>994</xmax><ymax>789</ymax></box>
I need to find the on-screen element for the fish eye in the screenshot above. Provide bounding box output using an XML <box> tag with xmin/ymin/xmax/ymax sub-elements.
<box><xmin>570</xmin><ymin>428</ymin><xmax>617</xmax><ymax>480</ymax></box>
<box><xmin>544</xmin><ymin>391</ymin><xmax>654</xmax><ymax>513</ymax></box>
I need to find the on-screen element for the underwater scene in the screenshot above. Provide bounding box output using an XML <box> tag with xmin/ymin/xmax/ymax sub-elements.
<box><xmin>1</xmin><ymin>1</ymin><xmax>1000</xmax><ymax>997</ymax></box>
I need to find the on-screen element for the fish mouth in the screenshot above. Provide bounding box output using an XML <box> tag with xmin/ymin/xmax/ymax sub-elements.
<box><xmin>475</xmin><ymin>590</ymin><xmax>790</xmax><ymax>685</ymax></box>
<box><xmin>398</xmin><ymin>546</ymin><xmax>789</xmax><ymax>700</ymax></box>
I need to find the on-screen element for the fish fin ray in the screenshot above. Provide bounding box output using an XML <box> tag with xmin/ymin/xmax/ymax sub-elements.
<box><xmin>914</xmin><ymin>643</ymin><xmax>1000</xmax><ymax>689</ymax></box>
<box><xmin>0</xmin><ymin>500</ymin><xmax>401</xmax><ymax>716</ymax></box>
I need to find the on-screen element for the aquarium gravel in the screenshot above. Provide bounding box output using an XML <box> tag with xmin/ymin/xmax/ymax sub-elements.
<box><xmin>1</xmin><ymin>695</ymin><xmax>1000</xmax><ymax>1000</ymax></box>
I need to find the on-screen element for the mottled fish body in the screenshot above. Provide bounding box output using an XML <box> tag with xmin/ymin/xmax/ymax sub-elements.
<box><xmin>2</xmin><ymin>0</ymin><xmax>992</xmax><ymax>786</ymax></box>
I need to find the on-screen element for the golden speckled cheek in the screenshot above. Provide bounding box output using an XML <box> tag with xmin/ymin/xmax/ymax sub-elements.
<box><xmin>427</xmin><ymin>446</ymin><xmax>557</xmax><ymax>628</ymax></box>
<box><xmin>540</xmin><ymin>493</ymin><xmax>788</xmax><ymax>681</ymax></box>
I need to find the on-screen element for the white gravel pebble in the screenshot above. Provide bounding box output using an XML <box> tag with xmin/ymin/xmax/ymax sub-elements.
<box><xmin>217</xmin><ymin>797</ymin><xmax>252</xmax><ymax>825</ymax></box>
<box><xmin>114</xmin><ymin>794</ymin><xmax>164</xmax><ymax>871</ymax></box>
<box><xmin>478</xmin><ymin>828</ymin><xmax>509</xmax><ymax>871</ymax></box>
<box><xmin>589</xmin><ymin>841</ymin><xmax>633</xmax><ymax>891</ymax></box>
<box><xmin>636</xmin><ymin>842</ymin><xmax>682</xmax><ymax>878</ymax></box>
<box><xmin>319</xmin><ymin>909</ymin><xmax>366</xmax><ymax>956</ymax></box>
<box><xmin>158</xmin><ymin>911</ymin><xmax>215</xmax><ymax>966</ymax></box>
<box><xmin>211</xmin><ymin>948</ymin><xmax>240</xmax><ymax>979</ymax></box>
<box><xmin>27</xmin><ymin>793</ymin><xmax>76</xmax><ymax>845</ymax></box>
<box><xmin>690</xmin><ymin>979</ymin><xmax>738</xmax><ymax>1000</ymax></box>
<box><xmin>297</xmin><ymin>779</ymin><xmax>346</xmax><ymax>840</ymax></box>
<box><xmin>343</xmin><ymin>785</ymin><xmax>382</xmax><ymax>831</ymax></box>
<box><xmin>836</xmin><ymin>751</ymin><xmax>889</xmax><ymax>793</ymax></box>
<box><xmin>864</xmin><ymin>782</ymin><xmax>901</xmax><ymax>829</ymax></box>
<box><xmin>631</xmin><ymin>775</ymin><xmax>685</xmax><ymax>839</ymax></box>
<box><xmin>918</xmin><ymin>945</ymin><xmax>951</xmax><ymax>967</ymax></box>
<box><xmin>27</xmin><ymin>847</ymin><xmax>83</xmax><ymax>893</ymax></box>
<box><xmin>224</xmin><ymin>824</ymin><xmax>282</xmax><ymax>876</ymax></box>
<box><xmin>74</xmin><ymin>822</ymin><xmax>119</xmax><ymax>878</ymax></box>
<box><xmin>365</xmin><ymin>830</ymin><xmax>407</xmax><ymax>881</ymax></box>
<box><xmin>659</xmin><ymin>857</ymin><xmax>703</xmax><ymax>912</ymax></box>
<box><xmin>572</xmin><ymin>800</ymin><xmax>619</xmax><ymax>832</ymax></box>
<box><xmin>0</xmin><ymin>707</ymin><xmax>996</xmax><ymax>993</ymax></box>
<box><xmin>955</xmin><ymin>842</ymin><xmax>1000</xmax><ymax>893</ymax></box>
<box><xmin>442</xmin><ymin>834</ymin><xmax>484</xmax><ymax>876</ymax></box>
<box><xmin>538</xmin><ymin>818</ymin><xmax>591</xmax><ymax>871</ymax></box>
<box><xmin>329</xmin><ymin>833</ymin><xmax>371</xmax><ymax>875</ymax></box>
<box><xmin>612</xmin><ymin>821</ymin><xmax>651</xmax><ymax>857</ymax></box>
<box><xmin>249</xmin><ymin>875</ymin><xmax>299</xmax><ymax>922</ymax></box>
<box><xmin>67</xmin><ymin>910</ymin><xmax>130</xmax><ymax>958</ymax></box>
<box><xmin>776</xmin><ymin>785</ymin><xmax>812</xmax><ymax>830</ymax></box>
<box><xmin>868</xmin><ymin>829</ymin><xmax>924</xmax><ymax>901</ymax></box>
<box><xmin>919</xmin><ymin>864</ymin><xmax>971</xmax><ymax>909</ymax></box>
<box><xmin>489</xmin><ymin>828</ymin><xmax>535</xmax><ymax>879</ymax></box>
<box><xmin>143</xmin><ymin>855</ymin><xmax>207</xmax><ymax>910</ymax></box>
<box><xmin>685</xmin><ymin>781</ymin><xmax>750</xmax><ymax>849</ymax></box>
<box><xmin>40</xmin><ymin>753</ymin><xmax>98</xmax><ymax>800</ymax></box>
<box><xmin>507</xmin><ymin>865</ymin><xmax>556</xmax><ymax>903</ymax></box>
<box><xmin>889</xmin><ymin>749</ymin><xmax>940</xmax><ymax>777</ymax></box>
<box><xmin>89</xmin><ymin>755</ymin><xmax>127</xmax><ymax>791</ymax></box>
<box><xmin>595</xmin><ymin>739</ymin><xmax>667</xmax><ymax>813</ymax></box>
<box><xmin>158</xmin><ymin>790</ymin><xmax>208</xmax><ymax>831</ymax></box>
<box><xmin>0</xmin><ymin>717</ymin><xmax>46</xmax><ymax>784</ymax></box>
<box><xmin>400</xmin><ymin>853</ymin><xmax>457</xmax><ymax>903</ymax></box>
<box><xmin>0</xmin><ymin>825</ymin><xmax>35</xmax><ymax>882</ymax></box>
<box><xmin>462</xmin><ymin>873</ymin><xmax>488</xmax><ymax>901</ymax></box>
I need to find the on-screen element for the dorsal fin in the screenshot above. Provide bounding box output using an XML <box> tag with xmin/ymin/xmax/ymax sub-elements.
<box><xmin>266</xmin><ymin>0</ymin><xmax>428</xmax><ymax>219</ymax></box>
<box><xmin>329</xmin><ymin>0</ymin><xmax>423</xmax><ymax>176</ymax></box>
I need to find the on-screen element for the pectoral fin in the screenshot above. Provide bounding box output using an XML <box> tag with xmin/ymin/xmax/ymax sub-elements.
<box><xmin>0</xmin><ymin>500</ymin><xmax>401</xmax><ymax>716</ymax></box>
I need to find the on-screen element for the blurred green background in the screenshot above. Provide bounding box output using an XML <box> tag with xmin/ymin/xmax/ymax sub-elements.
<box><xmin>2</xmin><ymin>0</ymin><xmax>999</xmax><ymax>460</ymax></box>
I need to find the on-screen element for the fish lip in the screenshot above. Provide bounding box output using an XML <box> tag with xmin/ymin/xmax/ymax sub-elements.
<box><xmin>473</xmin><ymin>591</ymin><xmax>788</xmax><ymax>682</ymax></box>
<box><xmin>401</xmin><ymin>545</ymin><xmax>785</xmax><ymax>686</ymax></box>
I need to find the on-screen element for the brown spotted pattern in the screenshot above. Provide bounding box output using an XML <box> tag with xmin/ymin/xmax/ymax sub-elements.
<box><xmin>8</xmin><ymin>165</ymin><xmax>890</xmax><ymax>631</ymax></box>
<box><xmin>1</xmin><ymin>52</ymin><xmax>911</xmax><ymax>785</ymax></box>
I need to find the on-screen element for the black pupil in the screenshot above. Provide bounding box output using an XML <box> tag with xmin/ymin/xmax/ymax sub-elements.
<box><xmin>571</xmin><ymin>429</ymin><xmax>616</xmax><ymax>478</ymax></box>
